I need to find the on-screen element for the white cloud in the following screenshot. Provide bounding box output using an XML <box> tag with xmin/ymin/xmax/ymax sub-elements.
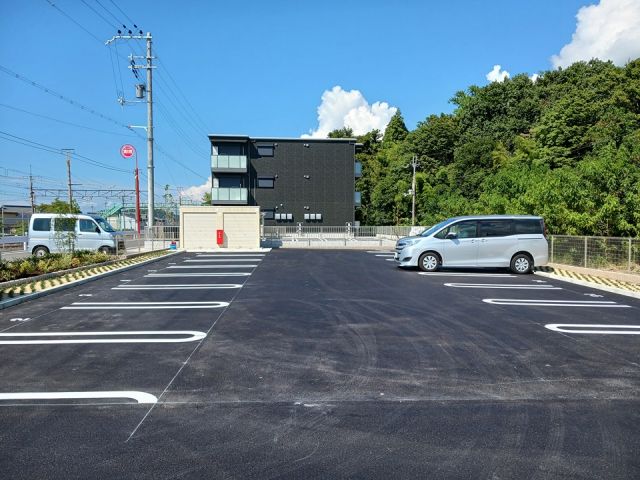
<box><xmin>486</xmin><ymin>65</ymin><xmax>510</xmax><ymax>83</ymax></box>
<box><xmin>551</xmin><ymin>0</ymin><xmax>640</xmax><ymax>68</ymax></box>
<box><xmin>302</xmin><ymin>86</ymin><xmax>397</xmax><ymax>138</ymax></box>
<box><xmin>530</xmin><ymin>73</ymin><xmax>540</xmax><ymax>83</ymax></box>
<box><xmin>180</xmin><ymin>176</ymin><xmax>211</xmax><ymax>201</ymax></box>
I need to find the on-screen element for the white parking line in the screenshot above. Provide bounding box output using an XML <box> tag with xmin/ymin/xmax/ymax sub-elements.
<box><xmin>366</xmin><ymin>251</ymin><xmax>395</xmax><ymax>254</ymax></box>
<box><xmin>419</xmin><ymin>272</ymin><xmax>515</xmax><ymax>277</ymax></box>
<box><xmin>196</xmin><ymin>254</ymin><xmax>265</xmax><ymax>257</ymax></box>
<box><xmin>168</xmin><ymin>265</ymin><xmax>257</xmax><ymax>269</ymax></box>
<box><xmin>545</xmin><ymin>324</ymin><xmax>640</xmax><ymax>334</ymax></box>
<box><xmin>185</xmin><ymin>259</ymin><xmax>260</xmax><ymax>262</ymax></box>
<box><xmin>375</xmin><ymin>254</ymin><xmax>395</xmax><ymax>257</ymax></box>
<box><xmin>0</xmin><ymin>331</ymin><xmax>207</xmax><ymax>344</ymax></box>
<box><xmin>0</xmin><ymin>391</ymin><xmax>157</xmax><ymax>404</ymax></box>
<box><xmin>112</xmin><ymin>284</ymin><xmax>243</xmax><ymax>290</ymax></box>
<box><xmin>445</xmin><ymin>283</ymin><xmax>561</xmax><ymax>290</ymax></box>
<box><xmin>386</xmin><ymin>259</ymin><xmax>395</xmax><ymax>262</ymax></box>
<box><xmin>483</xmin><ymin>299</ymin><xmax>630</xmax><ymax>307</ymax></box>
<box><xmin>146</xmin><ymin>273</ymin><xmax>251</xmax><ymax>277</ymax></box>
<box><xmin>61</xmin><ymin>301</ymin><xmax>230</xmax><ymax>310</ymax></box>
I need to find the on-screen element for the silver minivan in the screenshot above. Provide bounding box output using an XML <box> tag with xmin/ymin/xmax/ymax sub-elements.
<box><xmin>28</xmin><ymin>213</ymin><xmax>124</xmax><ymax>256</ymax></box>
<box><xmin>395</xmin><ymin>215</ymin><xmax>548</xmax><ymax>274</ymax></box>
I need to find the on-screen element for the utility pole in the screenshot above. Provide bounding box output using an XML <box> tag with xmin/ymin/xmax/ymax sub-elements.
<box><xmin>62</xmin><ymin>149</ymin><xmax>75</xmax><ymax>211</ymax></box>
<box><xmin>146</xmin><ymin>33</ymin><xmax>155</xmax><ymax>230</ymax></box>
<box><xmin>29</xmin><ymin>165</ymin><xmax>35</xmax><ymax>213</ymax></box>
<box><xmin>411</xmin><ymin>155</ymin><xmax>418</xmax><ymax>226</ymax></box>
<box><xmin>105</xmin><ymin>31</ymin><xmax>155</xmax><ymax>230</ymax></box>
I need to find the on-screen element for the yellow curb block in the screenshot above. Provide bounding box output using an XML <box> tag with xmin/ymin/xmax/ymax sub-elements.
<box><xmin>536</xmin><ymin>266</ymin><xmax>640</xmax><ymax>293</ymax></box>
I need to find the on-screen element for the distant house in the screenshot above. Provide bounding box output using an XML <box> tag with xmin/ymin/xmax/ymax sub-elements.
<box><xmin>0</xmin><ymin>203</ymin><xmax>32</xmax><ymax>234</ymax></box>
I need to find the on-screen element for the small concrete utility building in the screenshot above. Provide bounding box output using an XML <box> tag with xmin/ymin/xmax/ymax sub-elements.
<box><xmin>179</xmin><ymin>206</ymin><xmax>260</xmax><ymax>250</ymax></box>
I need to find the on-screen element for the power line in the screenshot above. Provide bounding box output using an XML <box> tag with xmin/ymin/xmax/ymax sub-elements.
<box><xmin>107</xmin><ymin>0</ymin><xmax>137</xmax><ymax>27</ymax></box>
<box><xmin>0</xmin><ymin>130</ymin><xmax>130</xmax><ymax>173</ymax></box>
<box><xmin>44</xmin><ymin>0</ymin><xmax>104</xmax><ymax>43</ymax></box>
<box><xmin>79</xmin><ymin>0</ymin><xmax>118</xmax><ymax>29</ymax></box>
<box><xmin>0</xmin><ymin>64</ymin><xmax>133</xmax><ymax>130</ymax></box>
<box><xmin>0</xmin><ymin>103</ymin><xmax>136</xmax><ymax>137</ymax></box>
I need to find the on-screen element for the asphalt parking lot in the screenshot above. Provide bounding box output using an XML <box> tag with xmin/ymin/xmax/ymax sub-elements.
<box><xmin>1</xmin><ymin>249</ymin><xmax>639</xmax><ymax>479</ymax></box>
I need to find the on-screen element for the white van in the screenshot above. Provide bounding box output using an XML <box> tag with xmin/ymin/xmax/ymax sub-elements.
<box><xmin>28</xmin><ymin>213</ymin><xmax>124</xmax><ymax>257</ymax></box>
<box><xmin>395</xmin><ymin>215</ymin><xmax>548</xmax><ymax>274</ymax></box>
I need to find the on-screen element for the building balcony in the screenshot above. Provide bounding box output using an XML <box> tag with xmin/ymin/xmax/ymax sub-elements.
<box><xmin>212</xmin><ymin>187</ymin><xmax>248</xmax><ymax>205</ymax></box>
<box><xmin>355</xmin><ymin>161</ymin><xmax>362</xmax><ymax>178</ymax></box>
<box><xmin>211</xmin><ymin>155</ymin><xmax>247</xmax><ymax>173</ymax></box>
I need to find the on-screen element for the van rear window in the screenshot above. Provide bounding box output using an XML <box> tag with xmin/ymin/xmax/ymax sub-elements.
<box><xmin>32</xmin><ymin>218</ymin><xmax>51</xmax><ymax>231</ymax></box>
<box><xmin>514</xmin><ymin>219</ymin><xmax>543</xmax><ymax>234</ymax></box>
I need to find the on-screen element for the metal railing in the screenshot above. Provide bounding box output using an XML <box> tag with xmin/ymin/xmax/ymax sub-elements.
<box><xmin>549</xmin><ymin>235</ymin><xmax>640</xmax><ymax>272</ymax></box>
<box><xmin>262</xmin><ymin>225</ymin><xmax>412</xmax><ymax>240</ymax></box>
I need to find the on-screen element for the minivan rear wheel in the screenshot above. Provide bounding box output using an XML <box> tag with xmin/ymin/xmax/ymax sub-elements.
<box><xmin>99</xmin><ymin>246</ymin><xmax>112</xmax><ymax>254</ymax></box>
<box><xmin>418</xmin><ymin>252</ymin><xmax>440</xmax><ymax>272</ymax></box>
<box><xmin>510</xmin><ymin>253</ymin><xmax>533</xmax><ymax>274</ymax></box>
<box><xmin>33</xmin><ymin>246</ymin><xmax>49</xmax><ymax>257</ymax></box>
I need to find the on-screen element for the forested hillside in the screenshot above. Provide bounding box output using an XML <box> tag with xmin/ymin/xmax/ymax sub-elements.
<box><xmin>346</xmin><ymin>60</ymin><xmax>640</xmax><ymax>236</ymax></box>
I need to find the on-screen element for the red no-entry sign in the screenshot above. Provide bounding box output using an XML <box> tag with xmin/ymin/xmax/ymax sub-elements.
<box><xmin>120</xmin><ymin>144</ymin><xmax>135</xmax><ymax>158</ymax></box>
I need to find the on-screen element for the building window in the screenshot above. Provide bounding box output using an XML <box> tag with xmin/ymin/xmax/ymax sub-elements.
<box><xmin>32</xmin><ymin>218</ymin><xmax>51</xmax><ymax>231</ymax></box>
<box><xmin>217</xmin><ymin>143</ymin><xmax>244</xmax><ymax>156</ymax></box>
<box><xmin>257</xmin><ymin>144</ymin><xmax>274</xmax><ymax>157</ymax></box>
<box><xmin>262</xmin><ymin>209</ymin><xmax>275</xmax><ymax>220</ymax></box>
<box><xmin>257</xmin><ymin>177</ymin><xmax>274</xmax><ymax>188</ymax></box>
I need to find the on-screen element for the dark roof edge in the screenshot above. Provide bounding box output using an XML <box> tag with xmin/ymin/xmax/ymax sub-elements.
<box><xmin>208</xmin><ymin>134</ymin><xmax>357</xmax><ymax>143</ymax></box>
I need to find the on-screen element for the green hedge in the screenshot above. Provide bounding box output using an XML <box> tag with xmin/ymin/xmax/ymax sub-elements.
<box><xmin>0</xmin><ymin>250</ymin><xmax>111</xmax><ymax>282</ymax></box>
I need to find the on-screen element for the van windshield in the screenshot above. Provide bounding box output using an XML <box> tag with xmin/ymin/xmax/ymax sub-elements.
<box><xmin>92</xmin><ymin>217</ymin><xmax>116</xmax><ymax>233</ymax></box>
<box><xmin>420</xmin><ymin>220</ymin><xmax>451</xmax><ymax>237</ymax></box>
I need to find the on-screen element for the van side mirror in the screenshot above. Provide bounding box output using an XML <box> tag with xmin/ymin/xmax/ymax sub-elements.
<box><xmin>445</xmin><ymin>232</ymin><xmax>457</xmax><ymax>240</ymax></box>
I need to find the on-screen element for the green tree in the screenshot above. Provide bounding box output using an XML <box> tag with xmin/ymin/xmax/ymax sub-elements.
<box><xmin>382</xmin><ymin>110</ymin><xmax>408</xmax><ymax>147</ymax></box>
<box><xmin>202</xmin><ymin>191</ymin><xmax>212</xmax><ymax>206</ymax></box>
<box><xmin>328</xmin><ymin>127</ymin><xmax>354</xmax><ymax>138</ymax></box>
<box><xmin>37</xmin><ymin>198</ymin><xmax>80</xmax><ymax>214</ymax></box>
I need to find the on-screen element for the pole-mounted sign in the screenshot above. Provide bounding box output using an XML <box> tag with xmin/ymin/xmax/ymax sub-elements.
<box><xmin>120</xmin><ymin>144</ymin><xmax>135</xmax><ymax>159</ymax></box>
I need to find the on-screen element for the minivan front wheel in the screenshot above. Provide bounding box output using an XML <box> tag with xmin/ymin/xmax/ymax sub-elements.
<box><xmin>510</xmin><ymin>253</ymin><xmax>533</xmax><ymax>274</ymax></box>
<box><xmin>418</xmin><ymin>252</ymin><xmax>440</xmax><ymax>272</ymax></box>
<box><xmin>33</xmin><ymin>246</ymin><xmax>49</xmax><ymax>257</ymax></box>
<box><xmin>99</xmin><ymin>246</ymin><xmax>112</xmax><ymax>255</ymax></box>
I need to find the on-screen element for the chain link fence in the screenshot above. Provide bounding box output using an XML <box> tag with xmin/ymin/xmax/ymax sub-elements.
<box><xmin>550</xmin><ymin>235</ymin><xmax>640</xmax><ymax>273</ymax></box>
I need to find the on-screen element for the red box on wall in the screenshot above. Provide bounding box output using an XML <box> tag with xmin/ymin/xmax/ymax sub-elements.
<box><xmin>216</xmin><ymin>229</ymin><xmax>224</xmax><ymax>245</ymax></box>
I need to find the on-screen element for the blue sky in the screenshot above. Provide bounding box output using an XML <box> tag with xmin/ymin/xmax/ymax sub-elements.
<box><xmin>0</xmin><ymin>0</ymin><xmax>635</xmax><ymax>211</ymax></box>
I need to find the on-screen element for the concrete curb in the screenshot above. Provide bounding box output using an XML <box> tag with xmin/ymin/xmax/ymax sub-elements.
<box><xmin>0</xmin><ymin>250</ymin><xmax>179</xmax><ymax>310</ymax></box>
<box><xmin>535</xmin><ymin>271</ymin><xmax>640</xmax><ymax>300</ymax></box>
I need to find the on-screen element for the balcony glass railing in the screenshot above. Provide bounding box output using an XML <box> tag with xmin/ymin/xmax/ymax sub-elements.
<box><xmin>211</xmin><ymin>155</ymin><xmax>247</xmax><ymax>170</ymax></box>
<box><xmin>355</xmin><ymin>161</ymin><xmax>362</xmax><ymax>178</ymax></box>
<box><xmin>212</xmin><ymin>187</ymin><xmax>248</xmax><ymax>202</ymax></box>
<box><xmin>354</xmin><ymin>191</ymin><xmax>362</xmax><ymax>206</ymax></box>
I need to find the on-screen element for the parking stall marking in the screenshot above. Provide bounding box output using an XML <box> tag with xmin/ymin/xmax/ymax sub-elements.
<box><xmin>0</xmin><ymin>391</ymin><xmax>157</xmax><ymax>404</ymax></box>
<box><xmin>168</xmin><ymin>265</ymin><xmax>258</xmax><ymax>269</ymax></box>
<box><xmin>366</xmin><ymin>251</ymin><xmax>395</xmax><ymax>254</ymax></box>
<box><xmin>545</xmin><ymin>324</ymin><xmax>640</xmax><ymax>335</ymax></box>
<box><xmin>419</xmin><ymin>272</ymin><xmax>516</xmax><ymax>277</ymax></box>
<box><xmin>375</xmin><ymin>254</ymin><xmax>395</xmax><ymax>257</ymax></box>
<box><xmin>482</xmin><ymin>299</ymin><xmax>631</xmax><ymax>308</ymax></box>
<box><xmin>112</xmin><ymin>284</ymin><xmax>243</xmax><ymax>290</ymax></box>
<box><xmin>61</xmin><ymin>301</ymin><xmax>230</xmax><ymax>310</ymax></box>
<box><xmin>445</xmin><ymin>283</ymin><xmax>561</xmax><ymax>290</ymax></box>
<box><xmin>146</xmin><ymin>273</ymin><xmax>251</xmax><ymax>277</ymax></box>
<box><xmin>184</xmin><ymin>259</ymin><xmax>261</xmax><ymax>262</ymax></box>
<box><xmin>196</xmin><ymin>254</ymin><xmax>265</xmax><ymax>257</ymax></box>
<box><xmin>0</xmin><ymin>331</ymin><xmax>207</xmax><ymax>344</ymax></box>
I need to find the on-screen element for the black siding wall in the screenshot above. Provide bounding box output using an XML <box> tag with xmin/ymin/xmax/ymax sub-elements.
<box><xmin>249</xmin><ymin>140</ymin><xmax>355</xmax><ymax>225</ymax></box>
